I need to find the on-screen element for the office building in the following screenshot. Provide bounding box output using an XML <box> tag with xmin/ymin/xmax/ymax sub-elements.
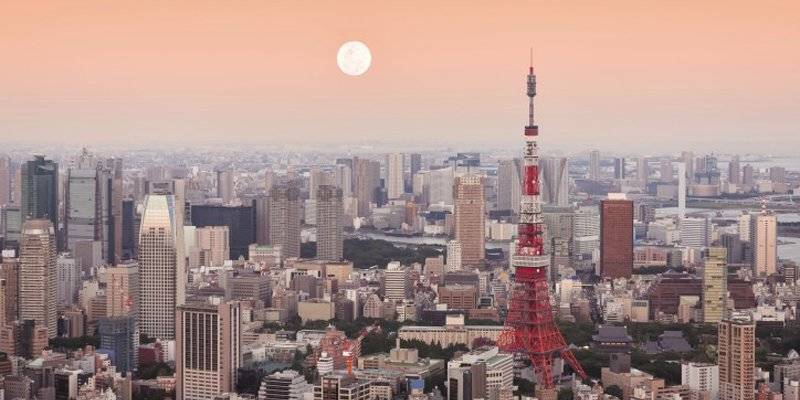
<box><xmin>66</xmin><ymin>149</ymin><xmax>100</xmax><ymax>251</ymax></box>
<box><xmin>217</xmin><ymin>170</ymin><xmax>235</xmax><ymax>204</ymax></box>
<box><xmin>600</xmin><ymin>196</ymin><xmax>634</xmax><ymax>279</ymax></box>
<box><xmin>139</xmin><ymin>195</ymin><xmax>184</xmax><ymax>340</ymax></box>
<box><xmin>410</xmin><ymin>153</ymin><xmax>423</xmax><ymax>177</ymax></box>
<box><xmin>754</xmin><ymin>211</ymin><xmax>777</xmax><ymax>277</ymax></box>
<box><xmin>316</xmin><ymin>185</ymin><xmax>343</xmax><ymax>261</ymax></box>
<box><xmin>589</xmin><ymin>150</ymin><xmax>600</xmax><ymax>180</ymax></box>
<box><xmin>354</xmin><ymin>158</ymin><xmax>381</xmax><ymax>217</ymax></box>
<box><xmin>193</xmin><ymin>226</ymin><xmax>230</xmax><ymax>267</ymax></box>
<box><xmin>454</xmin><ymin>175</ymin><xmax>485</xmax><ymax>267</ymax></box>
<box><xmin>191</xmin><ymin>204</ymin><xmax>255</xmax><ymax>260</ymax></box>
<box><xmin>540</xmin><ymin>157</ymin><xmax>569</xmax><ymax>206</ymax></box>
<box><xmin>105</xmin><ymin>262</ymin><xmax>139</xmax><ymax>317</ymax></box>
<box><xmin>497</xmin><ymin>158</ymin><xmax>522</xmax><ymax>213</ymax></box>
<box><xmin>0</xmin><ymin>156</ymin><xmax>10</xmax><ymax>207</ymax></box>
<box><xmin>729</xmin><ymin>156</ymin><xmax>741</xmax><ymax>185</ymax></box>
<box><xmin>718</xmin><ymin>318</ymin><xmax>755</xmax><ymax>400</ymax></box>
<box><xmin>429</xmin><ymin>166</ymin><xmax>455</xmax><ymax>206</ymax></box>
<box><xmin>447</xmin><ymin>346</ymin><xmax>513</xmax><ymax>400</ymax></box>
<box><xmin>614</xmin><ymin>158</ymin><xmax>625</xmax><ymax>179</ymax></box>
<box><xmin>386</xmin><ymin>153</ymin><xmax>405</xmax><ymax>200</ymax></box>
<box><xmin>446</xmin><ymin>240</ymin><xmax>463</xmax><ymax>272</ymax></box>
<box><xmin>313</xmin><ymin>374</ymin><xmax>371</xmax><ymax>400</ymax></box>
<box><xmin>682</xmin><ymin>362</ymin><xmax>719</xmax><ymax>400</ymax></box>
<box><xmin>702</xmin><ymin>247</ymin><xmax>727</xmax><ymax>323</ymax></box>
<box><xmin>680</xmin><ymin>217</ymin><xmax>710</xmax><ymax>249</ymax></box>
<box><xmin>176</xmin><ymin>299</ymin><xmax>241</xmax><ymax>400</ymax></box>
<box><xmin>269</xmin><ymin>183</ymin><xmax>302</xmax><ymax>259</ymax></box>
<box><xmin>258</xmin><ymin>370</ymin><xmax>312</xmax><ymax>400</ymax></box>
<box><xmin>21</xmin><ymin>155</ymin><xmax>59</xmax><ymax>247</ymax></box>
<box><xmin>384</xmin><ymin>262</ymin><xmax>411</xmax><ymax>303</ymax></box>
<box><xmin>19</xmin><ymin>219</ymin><xmax>57</xmax><ymax>338</ymax></box>
<box><xmin>659</xmin><ymin>158</ymin><xmax>671</xmax><ymax>182</ymax></box>
<box><xmin>98</xmin><ymin>315</ymin><xmax>138</xmax><ymax>373</ymax></box>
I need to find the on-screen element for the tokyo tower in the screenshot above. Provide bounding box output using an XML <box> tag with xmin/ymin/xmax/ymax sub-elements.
<box><xmin>498</xmin><ymin>61</ymin><xmax>587</xmax><ymax>397</ymax></box>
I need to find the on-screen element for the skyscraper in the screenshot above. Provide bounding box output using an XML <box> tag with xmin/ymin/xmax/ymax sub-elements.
<box><xmin>191</xmin><ymin>204</ymin><xmax>255</xmax><ymax>260</ymax></box>
<box><xmin>176</xmin><ymin>299</ymin><xmax>241</xmax><ymax>400</ymax></box>
<box><xmin>682</xmin><ymin>151</ymin><xmax>695</xmax><ymax>183</ymax></box>
<box><xmin>613</xmin><ymin>158</ymin><xmax>625</xmax><ymax>179</ymax></box>
<box><xmin>98</xmin><ymin>315</ymin><xmax>138</xmax><ymax>373</ymax></box>
<box><xmin>269</xmin><ymin>183</ymin><xmax>302</xmax><ymax>258</ymax></box>
<box><xmin>139</xmin><ymin>195</ymin><xmax>183</xmax><ymax>340</ymax></box>
<box><xmin>334</xmin><ymin>164</ymin><xmax>352</xmax><ymax>198</ymax></box>
<box><xmin>728</xmin><ymin>155</ymin><xmax>741</xmax><ymax>185</ymax></box>
<box><xmin>217</xmin><ymin>170</ymin><xmax>235</xmax><ymax>204</ymax></box>
<box><xmin>600</xmin><ymin>195</ymin><xmax>633</xmax><ymax>279</ymax></box>
<box><xmin>0</xmin><ymin>156</ymin><xmax>10</xmax><ymax>207</ymax></box>
<box><xmin>540</xmin><ymin>157</ymin><xmax>569</xmax><ymax>206</ymax></box>
<box><xmin>386</xmin><ymin>153</ymin><xmax>405</xmax><ymax>200</ymax></box>
<box><xmin>659</xmin><ymin>158</ymin><xmax>671</xmax><ymax>182</ymax></box>
<box><xmin>754</xmin><ymin>210</ymin><xmax>777</xmax><ymax>277</ymax></box>
<box><xmin>192</xmin><ymin>226</ymin><xmax>230</xmax><ymax>267</ymax></box>
<box><xmin>588</xmin><ymin>150</ymin><xmax>600</xmax><ymax>180</ymax></box>
<box><xmin>353</xmin><ymin>158</ymin><xmax>380</xmax><ymax>217</ymax></box>
<box><xmin>497</xmin><ymin>158</ymin><xmax>522</xmax><ymax>213</ymax></box>
<box><xmin>446</xmin><ymin>240</ymin><xmax>463</xmax><ymax>272</ymax></box>
<box><xmin>718</xmin><ymin>318</ymin><xmax>755</xmax><ymax>400</ymax></box>
<box><xmin>702</xmin><ymin>247</ymin><xmax>727</xmax><ymax>323</ymax></box>
<box><xmin>105</xmin><ymin>262</ymin><xmax>139</xmax><ymax>318</ymax></box>
<box><xmin>384</xmin><ymin>262</ymin><xmax>411</xmax><ymax>303</ymax></box>
<box><xmin>454</xmin><ymin>175</ymin><xmax>485</xmax><ymax>267</ymax></box>
<box><xmin>680</xmin><ymin>217</ymin><xmax>710</xmax><ymax>249</ymax></box>
<box><xmin>66</xmin><ymin>149</ymin><xmax>99</xmax><ymax>251</ymax></box>
<box><xmin>409</xmin><ymin>153</ymin><xmax>423</xmax><ymax>177</ymax></box>
<box><xmin>316</xmin><ymin>185</ymin><xmax>343</xmax><ymax>261</ymax></box>
<box><xmin>21</xmin><ymin>155</ymin><xmax>59</xmax><ymax>246</ymax></box>
<box><xmin>19</xmin><ymin>219</ymin><xmax>57</xmax><ymax>338</ymax></box>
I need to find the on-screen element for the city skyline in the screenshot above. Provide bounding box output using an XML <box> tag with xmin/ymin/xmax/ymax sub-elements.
<box><xmin>1</xmin><ymin>1</ymin><xmax>799</xmax><ymax>153</ymax></box>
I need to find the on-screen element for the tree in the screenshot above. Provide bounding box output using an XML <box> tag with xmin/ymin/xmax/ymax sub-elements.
<box><xmin>471</xmin><ymin>336</ymin><xmax>497</xmax><ymax>348</ymax></box>
<box><xmin>605</xmin><ymin>385</ymin><xmax>623</xmax><ymax>399</ymax></box>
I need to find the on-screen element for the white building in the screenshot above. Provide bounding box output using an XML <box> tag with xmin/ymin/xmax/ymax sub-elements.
<box><xmin>682</xmin><ymin>362</ymin><xmax>719</xmax><ymax>400</ymax></box>
<box><xmin>446</xmin><ymin>240</ymin><xmax>463</xmax><ymax>272</ymax></box>
<box><xmin>447</xmin><ymin>346</ymin><xmax>513</xmax><ymax>400</ymax></box>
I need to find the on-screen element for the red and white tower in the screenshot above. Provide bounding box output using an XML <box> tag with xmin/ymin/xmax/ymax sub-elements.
<box><xmin>498</xmin><ymin>63</ymin><xmax>587</xmax><ymax>395</ymax></box>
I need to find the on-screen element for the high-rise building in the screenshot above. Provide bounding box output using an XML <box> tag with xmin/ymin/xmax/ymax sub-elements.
<box><xmin>56</xmin><ymin>255</ymin><xmax>79</xmax><ymax>309</ymax></box>
<box><xmin>316</xmin><ymin>185</ymin><xmax>343</xmax><ymax>261</ymax></box>
<box><xmin>589</xmin><ymin>150</ymin><xmax>600</xmax><ymax>180</ymax></box>
<box><xmin>682</xmin><ymin>151</ymin><xmax>695</xmax><ymax>183</ymax></box>
<box><xmin>754</xmin><ymin>210</ymin><xmax>777</xmax><ymax>277</ymax></box>
<box><xmin>681</xmin><ymin>362</ymin><xmax>719</xmax><ymax>400</ymax></box>
<box><xmin>269</xmin><ymin>183</ymin><xmax>302</xmax><ymax>259</ymax></box>
<box><xmin>446</xmin><ymin>240</ymin><xmax>463</xmax><ymax>272</ymax></box>
<box><xmin>637</xmin><ymin>157</ymin><xmax>650</xmax><ymax>185</ymax></box>
<box><xmin>497</xmin><ymin>158</ymin><xmax>523</xmax><ymax>213</ymax></box>
<box><xmin>0</xmin><ymin>156</ymin><xmax>10</xmax><ymax>207</ymax></box>
<box><xmin>447</xmin><ymin>346</ymin><xmax>513</xmax><ymax>400</ymax></box>
<box><xmin>742</xmin><ymin>165</ymin><xmax>755</xmax><ymax>188</ymax></box>
<box><xmin>354</xmin><ymin>158</ymin><xmax>380</xmax><ymax>217</ymax></box>
<box><xmin>21</xmin><ymin>155</ymin><xmax>59</xmax><ymax>247</ymax></box>
<box><xmin>659</xmin><ymin>158</ymin><xmax>672</xmax><ymax>182</ymax></box>
<box><xmin>702</xmin><ymin>247</ymin><xmax>727</xmax><ymax>323</ymax></box>
<box><xmin>193</xmin><ymin>226</ymin><xmax>230</xmax><ymax>267</ymax></box>
<box><xmin>540</xmin><ymin>158</ymin><xmax>569</xmax><ymax>207</ymax></box>
<box><xmin>191</xmin><ymin>204</ymin><xmax>255</xmax><ymax>260</ymax></box>
<box><xmin>718</xmin><ymin>318</ymin><xmax>755</xmax><ymax>400</ymax></box>
<box><xmin>680</xmin><ymin>217</ymin><xmax>710</xmax><ymax>249</ymax></box>
<box><xmin>613</xmin><ymin>158</ymin><xmax>625</xmax><ymax>179</ymax></box>
<box><xmin>19</xmin><ymin>219</ymin><xmax>57</xmax><ymax>338</ymax></box>
<box><xmin>600</xmin><ymin>196</ymin><xmax>633</xmax><ymax>279</ymax></box>
<box><xmin>98</xmin><ymin>315</ymin><xmax>138</xmax><ymax>373</ymax></box>
<box><xmin>334</xmin><ymin>164</ymin><xmax>353</xmax><ymax>199</ymax></box>
<box><xmin>139</xmin><ymin>195</ymin><xmax>184</xmax><ymax>340</ymax></box>
<box><xmin>258</xmin><ymin>370</ymin><xmax>312</xmax><ymax>400</ymax></box>
<box><xmin>410</xmin><ymin>153</ymin><xmax>423</xmax><ymax>177</ymax></box>
<box><xmin>386</xmin><ymin>153</ymin><xmax>405</xmax><ymax>200</ymax></box>
<box><xmin>429</xmin><ymin>166</ymin><xmax>454</xmax><ymax>206</ymax></box>
<box><xmin>770</xmin><ymin>167</ymin><xmax>786</xmax><ymax>184</ymax></box>
<box><xmin>384</xmin><ymin>262</ymin><xmax>411</xmax><ymax>303</ymax></box>
<box><xmin>217</xmin><ymin>170</ymin><xmax>235</xmax><ymax>204</ymax></box>
<box><xmin>738</xmin><ymin>212</ymin><xmax>752</xmax><ymax>242</ymax></box>
<box><xmin>66</xmin><ymin>149</ymin><xmax>100</xmax><ymax>251</ymax></box>
<box><xmin>105</xmin><ymin>262</ymin><xmax>138</xmax><ymax>318</ymax></box>
<box><xmin>176</xmin><ymin>299</ymin><xmax>241</xmax><ymax>400</ymax></box>
<box><xmin>728</xmin><ymin>155</ymin><xmax>741</xmax><ymax>185</ymax></box>
<box><xmin>0</xmin><ymin>260</ymin><xmax>19</xmax><ymax>326</ymax></box>
<box><xmin>254</xmin><ymin>196</ymin><xmax>271</xmax><ymax>245</ymax></box>
<box><xmin>454</xmin><ymin>175</ymin><xmax>485</xmax><ymax>267</ymax></box>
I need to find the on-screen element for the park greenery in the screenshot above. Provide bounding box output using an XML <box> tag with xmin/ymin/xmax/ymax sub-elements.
<box><xmin>48</xmin><ymin>335</ymin><xmax>100</xmax><ymax>352</ymax></box>
<box><xmin>301</xmin><ymin>238</ymin><xmax>442</xmax><ymax>268</ymax></box>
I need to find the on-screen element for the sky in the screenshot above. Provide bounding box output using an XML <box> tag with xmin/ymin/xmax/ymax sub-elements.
<box><xmin>1</xmin><ymin>1</ymin><xmax>798</xmax><ymax>154</ymax></box>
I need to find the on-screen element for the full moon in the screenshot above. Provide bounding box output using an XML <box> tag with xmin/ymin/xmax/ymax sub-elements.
<box><xmin>337</xmin><ymin>41</ymin><xmax>372</xmax><ymax>76</ymax></box>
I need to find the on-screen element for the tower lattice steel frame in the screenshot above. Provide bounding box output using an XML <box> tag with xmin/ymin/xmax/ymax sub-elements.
<box><xmin>498</xmin><ymin>63</ymin><xmax>588</xmax><ymax>390</ymax></box>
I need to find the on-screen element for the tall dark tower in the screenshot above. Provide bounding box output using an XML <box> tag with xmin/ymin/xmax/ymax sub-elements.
<box><xmin>499</xmin><ymin>62</ymin><xmax>587</xmax><ymax>399</ymax></box>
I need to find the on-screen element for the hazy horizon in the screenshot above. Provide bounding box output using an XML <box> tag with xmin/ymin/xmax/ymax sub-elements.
<box><xmin>1</xmin><ymin>1</ymin><xmax>798</xmax><ymax>154</ymax></box>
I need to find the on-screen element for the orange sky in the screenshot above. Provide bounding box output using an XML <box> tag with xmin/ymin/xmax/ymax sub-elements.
<box><xmin>1</xmin><ymin>1</ymin><xmax>798</xmax><ymax>153</ymax></box>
